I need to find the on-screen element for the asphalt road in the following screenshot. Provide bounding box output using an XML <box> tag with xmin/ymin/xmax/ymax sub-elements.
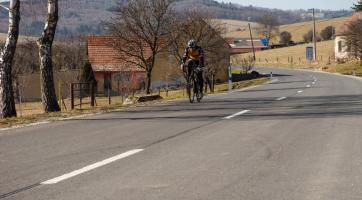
<box><xmin>1</xmin><ymin>67</ymin><xmax>362</xmax><ymax>200</ymax></box>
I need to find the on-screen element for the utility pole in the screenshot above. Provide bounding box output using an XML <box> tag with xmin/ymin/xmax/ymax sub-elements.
<box><xmin>312</xmin><ymin>8</ymin><xmax>317</xmax><ymax>61</ymax></box>
<box><xmin>248</xmin><ymin>23</ymin><xmax>256</xmax><ymax>61</ymax></box>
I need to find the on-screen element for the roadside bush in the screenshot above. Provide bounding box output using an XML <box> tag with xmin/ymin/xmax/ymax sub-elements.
<box><xmin>320</xmin><ymin>26</ymin><xmax>335</xmax><ymax>40</ymax></box>
<box><xmin>280</xmin><ymin>31</ymin><xmax>292</xmax><ymax>45</ymax></box>
<box><xmin>241</xmin><ymin>56</ymin><xmax>255</xmax><ymax>74</ymax></box>
<box><xmin>303</xmin><ymin>29</ymin><xmax>321</xmax><ymax>43</ymax></box>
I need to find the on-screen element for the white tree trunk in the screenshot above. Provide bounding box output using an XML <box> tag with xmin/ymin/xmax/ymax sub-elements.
<box><xmin>0</xmin><ymin>0</ymin><xmax>20</xmax><ymax>118</ymax></box>
<box><xmin>37</xmin><ymin>0</ymin><xmax>60</xmax><ymax>112</ymax></box>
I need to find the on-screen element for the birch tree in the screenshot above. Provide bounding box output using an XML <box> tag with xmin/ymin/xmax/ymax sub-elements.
<box><xmin>37</xmin><ymin>0</ymin><xmax>60</xmax><ymax>112</ymax></box>
<box><xmin>0</xmin><ymin>0</ymin><xmax>20</xmax><ymax>118</ymax></box>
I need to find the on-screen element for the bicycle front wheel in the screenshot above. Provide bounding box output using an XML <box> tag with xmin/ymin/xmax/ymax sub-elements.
<box><xmin>188</xmin><ymin>77</ymin><xmax>195</xmax><ymax>103</ymax></box>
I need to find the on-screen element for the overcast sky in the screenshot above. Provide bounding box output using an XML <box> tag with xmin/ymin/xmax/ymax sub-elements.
<box><xmin>217</xmin><ymin>0</ymin><xmax>355</xmax><ymax>10</ymax></box>
<box><xmin>0</xmin><ymin>0</ymin><xmax>356</xmax><ymax>10</ymax></box>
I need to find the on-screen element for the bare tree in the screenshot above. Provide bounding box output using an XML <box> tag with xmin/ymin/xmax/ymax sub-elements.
<box><xmin>107</xmin><ymin>0</ymin><xmax>173</xmax><ymax>94</ymax></box>
<box><xmin>231</xmin><ymin>56</ymin><xmax>255</xmax><ymax>75</ymax></box>
<box><xmin>37</xmin><ymin>0</ymin><xmax>60</xmax><ymax>112</ymax></box>
<box><xmin>257</xmin><ymin>14</ymin><xmax>279</xmax><ymax>46</ymax></box>
<box><xmin>0</xmin><ymin>0</ymin><xmax>20</xmax><ymax>118</ymax></box>
<box><xmin>345</xmin><ymin>19</ymin><xmax>362</xmax><ymax>66</ymax></box>
<box><xmin>169</xmin><ymin>10</ymin><xmax>227</xmax><ymax>90</ymax></box>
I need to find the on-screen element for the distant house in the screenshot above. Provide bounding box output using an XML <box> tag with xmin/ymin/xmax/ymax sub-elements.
<box><xmin>87</xmin><ymin>36</ymin><xmax>147</xmax><ymax>94</ymax></box>
<box><xmin>335</xmin><ymin>12</ymin><xmax>362</xmax><ymax>61</ymax></box>
<box><xmin>88</xmin><ymin>35</ymin><xmax>230</xmax><ymax>94</ymax></box>
<box><xmin>226</xmin><ymin>37</ymin><xmax>267</xmax><ymax>55</ymax></box>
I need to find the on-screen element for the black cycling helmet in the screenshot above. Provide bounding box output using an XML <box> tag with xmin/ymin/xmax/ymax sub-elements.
<box><xmin>187</xmin><ymin>39</ymin><xmax>197</xmax><ymax>48</ymax></box>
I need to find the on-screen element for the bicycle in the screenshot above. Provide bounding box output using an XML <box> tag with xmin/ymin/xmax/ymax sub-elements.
<box><xmin>184</xmin><ymin>61</ymin><xmax>203</xmax><ymax>103</ymax></box>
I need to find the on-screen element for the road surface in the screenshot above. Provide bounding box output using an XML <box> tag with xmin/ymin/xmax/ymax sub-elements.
<box><xmin>1</xmin><ymin>67</ymin><xmax>362</xmax><ymax>200</ymax></box>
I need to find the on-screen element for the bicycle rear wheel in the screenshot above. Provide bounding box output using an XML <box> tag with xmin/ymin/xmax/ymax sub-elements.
<box><xmin>196</xmin><ymin>82</ymin><xmax>203</xmax><ymax>103</ymax></box>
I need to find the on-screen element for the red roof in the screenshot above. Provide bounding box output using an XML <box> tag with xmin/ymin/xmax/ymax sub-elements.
<box><xmin>87</xmin><ymin>36</ymin><xmax>148</xmax><ymax>72</ymax></box>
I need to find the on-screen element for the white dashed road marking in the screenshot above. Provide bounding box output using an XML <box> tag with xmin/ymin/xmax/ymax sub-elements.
<box><xmin>276</xmin><ymin>97</ymin><xmax>287</xmax><ymax>101</ymax></box>
<box><xmin>297</xmin><ymin>90</ymin><xmax>303</xmax><ymax>93</ymax></box>
<box><xmin>41</xmin><ymin>149</ymin><xmax>144</xmax><ymax>185</ymax></box>
<box><xmin>224</xmin><ymin>110</ymin><xmax>250</xmax><ymax>119</ymax></box>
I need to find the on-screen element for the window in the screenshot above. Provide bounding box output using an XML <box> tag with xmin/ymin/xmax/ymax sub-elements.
<box><xmin>338</xmin><ymin>41</ymin><xmax>342</xmax><ymax>53</ymax></box>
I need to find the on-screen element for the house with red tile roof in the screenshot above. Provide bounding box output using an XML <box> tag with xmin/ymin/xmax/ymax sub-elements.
<box><xmin>87</xmin><ymin>36</ymin><xmax>147</xmax><ymax>94</ymax></box>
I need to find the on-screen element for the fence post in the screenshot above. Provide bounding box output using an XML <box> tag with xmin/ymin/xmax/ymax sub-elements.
<box><xmin>79</xmin><ymin>83</ymin><xmax>82</xmax><ymax>110</ymax></box>
<box><xmin>117</xmin><ymin>80</ymin><xmax>120</xmax><ymax>96</ymax></box>
<box><xmin>70</xmin><ymin>83</ymin><xmax>74</xmax><ymax>110</ymax></box>
<box><xmin>58</xmin><ymin>81</ymin><xmax>62</xmax><ymax>111</ymax></box>
<box><xmin>121</xmin><ymin>87</ymin><xmax>124</xmax><ymax>103</ymax></box>
<box><xmin>108</xmin><ymin>83</ymin><xmax>111</xmax><ymax>105</ymax></box>
<box><xmin>91</xmin><ymin>82</ymin><xmax>95</xmax><ymax>107</ymax></box>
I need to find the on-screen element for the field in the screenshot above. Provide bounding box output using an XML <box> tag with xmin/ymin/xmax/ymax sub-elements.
<box><xmin>215</xmin><ymin>19</ymin><xmax>259</xmax><ymax>37</ymax></box>
<box><xmin>0</xmin><ymin>33</ymin><xmax>6</xmax><ymax>42</ymax></box>
<box><xmin>221</xmin><ymin>17</ymin><xmax>349</xmax><ymax>42</ymax></box>
<box><xmin>0</xmin><ymin>32</ymin><xmax>36</xmax><ymax>43</ymax></box>
<box><xmin>236</xmin><ymin>40</ymin><xmax>335</xmax><ymax>69</ymax></box>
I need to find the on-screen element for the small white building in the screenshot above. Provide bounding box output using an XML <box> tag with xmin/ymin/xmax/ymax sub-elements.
<box><xmin>335</xmin><ymin>12</ymin><xmax>362</xmax><ymax>61</ymax></box>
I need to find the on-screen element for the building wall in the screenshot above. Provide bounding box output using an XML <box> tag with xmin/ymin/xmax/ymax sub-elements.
<box><xmin>335</xmin><ymin>36</ymin><xmax>350</xmax><ymax>60</ymax></box>
<box><xmin>94</xmin><ymin>71</ymin><xmax>146</xmax><ymax>94</ymax></box>
<box><xmin>17</xmin><ymin>70</ymin><xmax>81</xmax><ymax>102</ymax></box>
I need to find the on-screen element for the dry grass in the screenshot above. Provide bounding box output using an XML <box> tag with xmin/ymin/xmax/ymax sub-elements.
<box><xmin>236</xmin><ymin>40</ymin><xmax>335</xmax><ymax>69</ymax></box>
<box><xmin>0</xmin><ymin>33</ymin><xmax>37</xmax><ymax>43</ymax></box>
<box><xmin>222</xmin><ymin>17</ymin><xmax>348</xmax><ymax>42</ymax></box>
<box><xmin>215</xmin><ymin>19</ymin><xmax>258</xmax><ymax>37</ymax></box>
<box><xmin>323</xmin><ymin>61</ymin><xmax>362</xmax><ymax>76</ymax></box>
<box><xmin>279</xmin><ymin>17</ymin><xmax>348</xmax><ymax>42</ymax></box>
<box><xmin>3</xmin><ymin>78</ymin><xmax>269</xmax><ymax>128</ymax></box>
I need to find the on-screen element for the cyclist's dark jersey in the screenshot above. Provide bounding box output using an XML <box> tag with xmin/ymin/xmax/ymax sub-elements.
<box><xmin>182</xmin><ymin>46</ymin><xmax>205</xmax><ymax>68</ymax></box>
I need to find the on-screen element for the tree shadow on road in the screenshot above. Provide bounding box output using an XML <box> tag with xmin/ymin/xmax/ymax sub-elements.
<box><xmin>67</xmin><ymin>94</ymin><xmax>362</xmax><ymax>122</ymax></box>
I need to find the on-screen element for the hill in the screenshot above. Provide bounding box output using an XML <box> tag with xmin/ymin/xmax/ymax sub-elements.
<box><xmin>224</xmin><ymin>16</ymin><xmax>349</xmax><ymax>42</ymax></box>
<box><xmin>0</xmin><ymin>0</ymin><xmax>352</xmax><ymax>39</ymax></box>
<box><xmin>237</xmin><ymin>40</ymin><xmax>335</xmax><ymax>69</ymax></box>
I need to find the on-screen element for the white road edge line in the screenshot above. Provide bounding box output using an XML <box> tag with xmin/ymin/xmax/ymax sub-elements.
<box><xmin>297</xmin><ymin>90</ymin><xmax>303</xmax><ymax>93</ymax></box>
<box><xmin>276</xmin><ymin>97</ymin><xmax>287</xmax><ymax>101</ymax></box>
<box><xmin>224</xmin><ymin>110</ymin><xmax>250</xmax><ymax>119</ymax></box>
<box><xmin>41</xmin><ymin>149</ymin><xmax>144</xmax><ymax>185</ymax></box>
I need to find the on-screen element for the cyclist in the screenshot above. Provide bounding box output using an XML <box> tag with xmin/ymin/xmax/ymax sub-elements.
<box><xmin>181</xmin><ymin>39</ymin><xmax>205</xmax><ymax>95</ymax></box>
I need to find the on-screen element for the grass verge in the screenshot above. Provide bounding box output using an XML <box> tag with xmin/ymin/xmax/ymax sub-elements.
<box><xmin>0</xmin><ymin>77</ymin><xmax>269</xmax><ymax>128</ymax></box>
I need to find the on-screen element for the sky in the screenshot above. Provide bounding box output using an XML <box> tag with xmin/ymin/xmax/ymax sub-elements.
<box><xmin>218</xmin><ymin>0</ymin><xmax>356</xmax><ymax>10</ymax></box>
